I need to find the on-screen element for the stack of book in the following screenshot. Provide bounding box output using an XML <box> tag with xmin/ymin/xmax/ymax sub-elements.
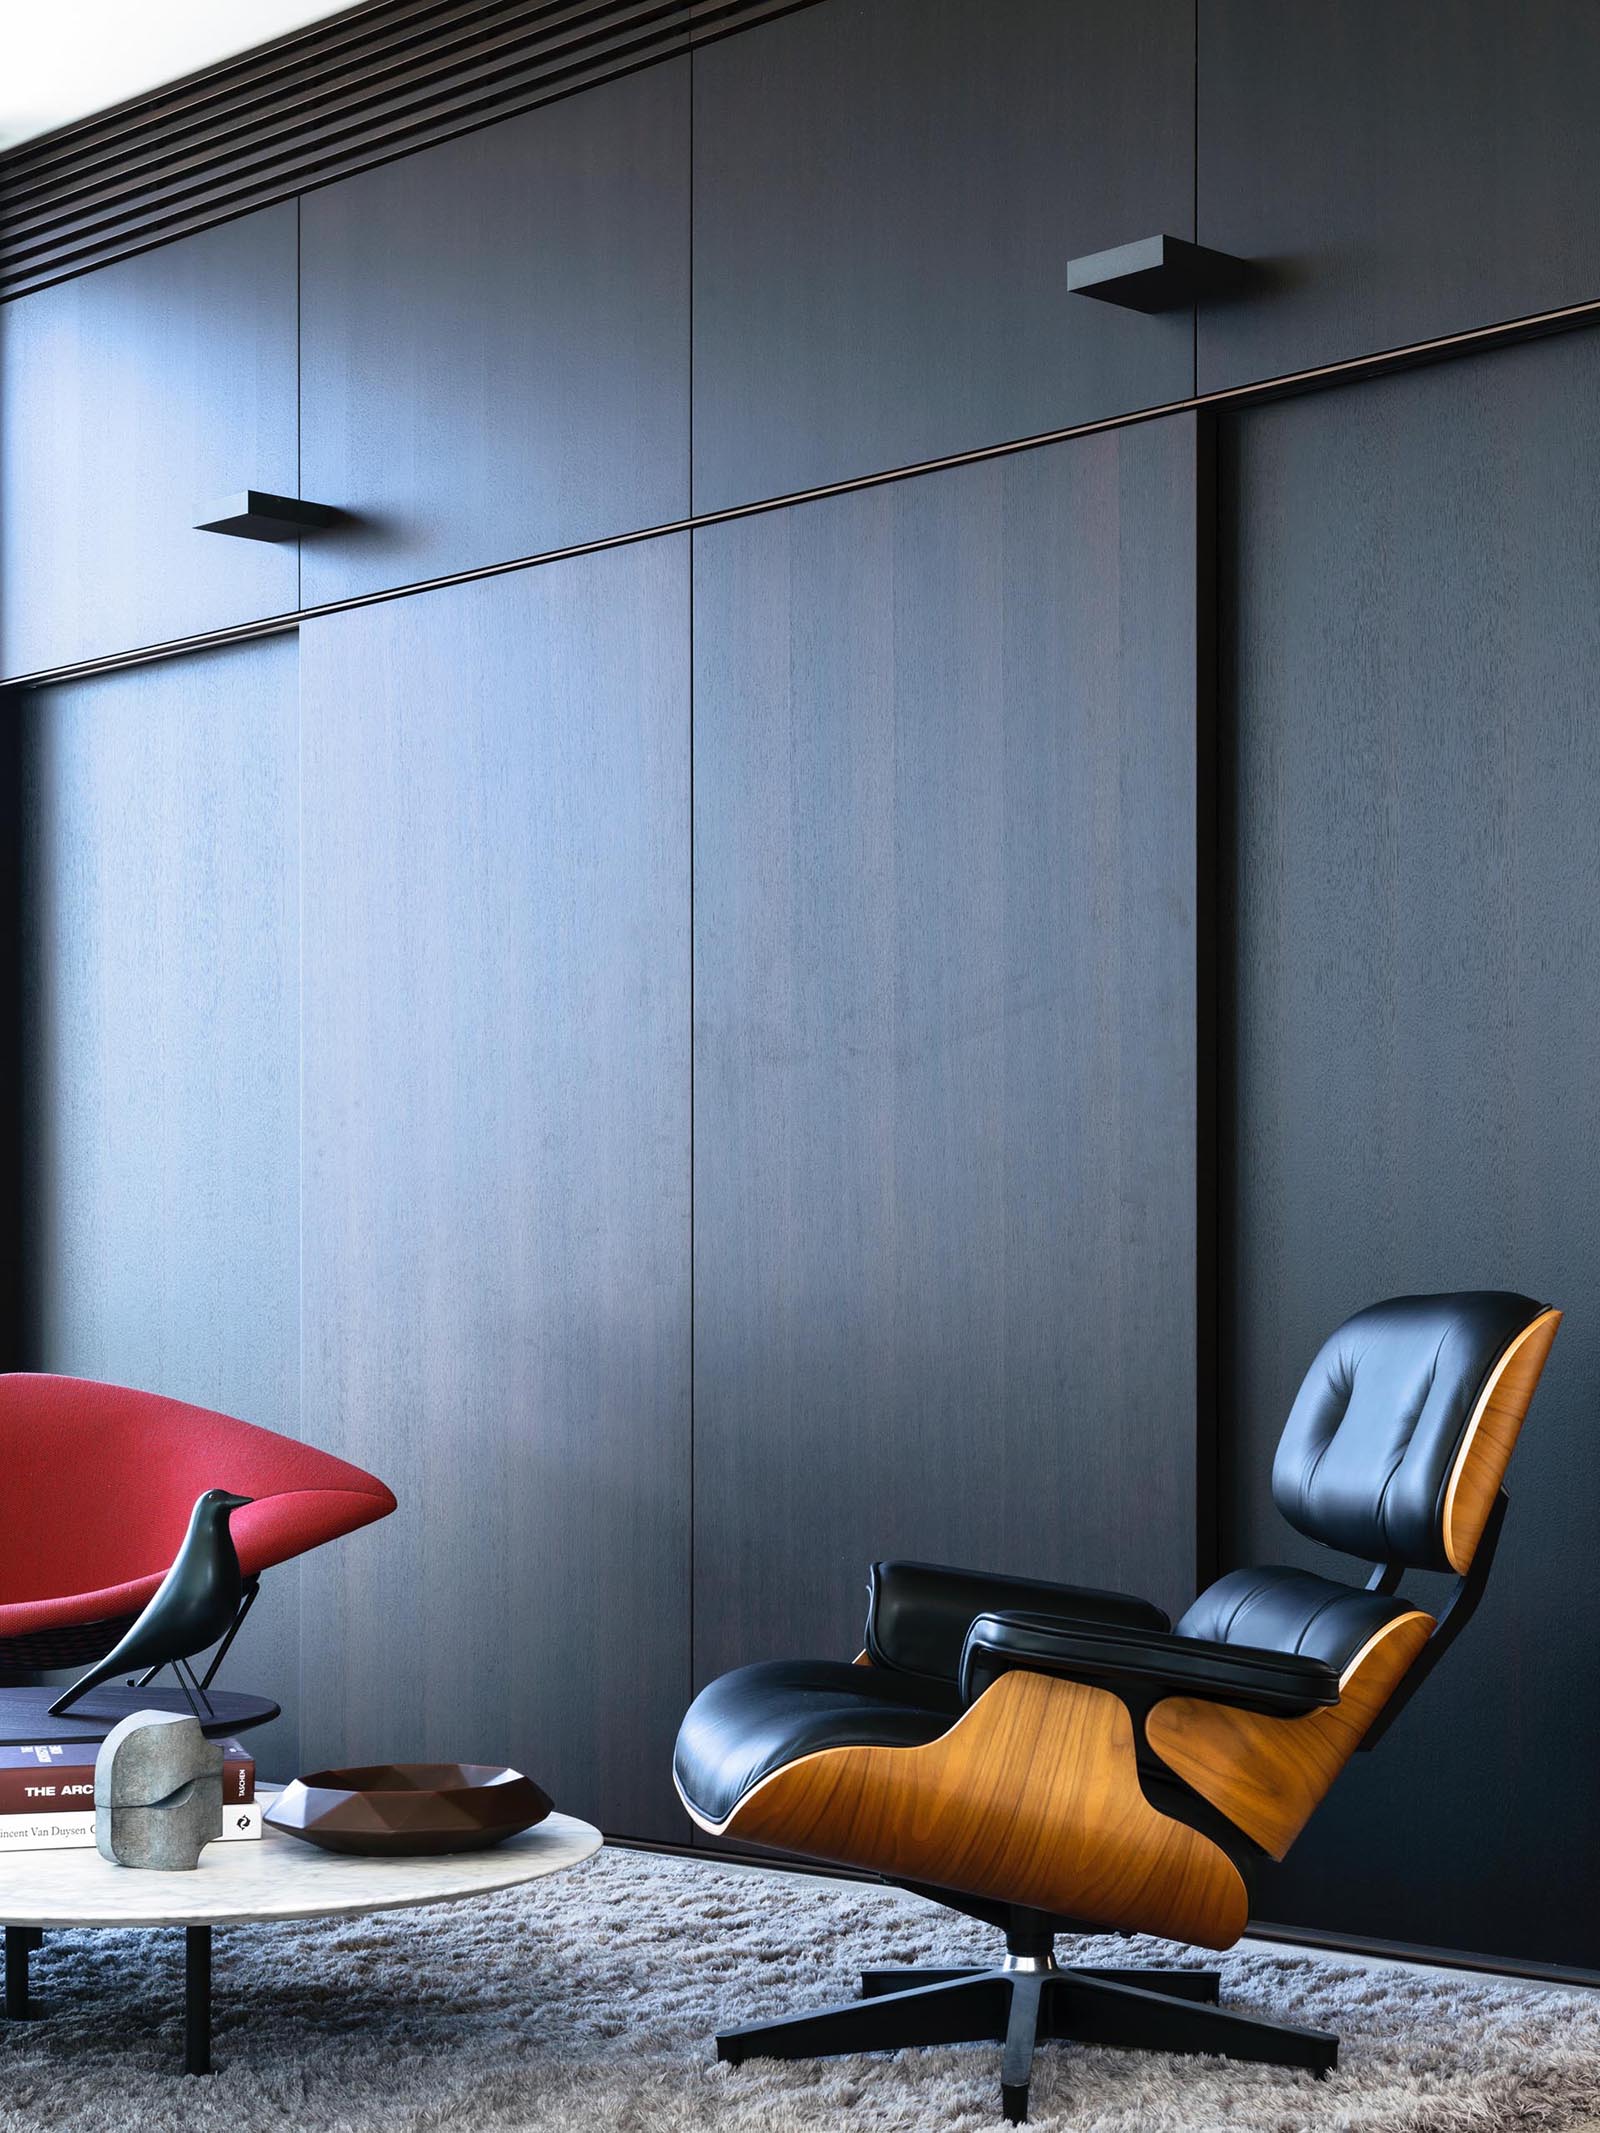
<box><xmin>0</xmin><ymin>1737</ymin><xmax>259</xmax><ymax>1851</ymax></box>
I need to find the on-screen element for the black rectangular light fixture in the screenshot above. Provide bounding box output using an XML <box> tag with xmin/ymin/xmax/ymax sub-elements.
<box><xmin>1067</xmin><ymin>234</ymin><xmax>1249</xmax><ymax>313</ymax></box>
<box><xmin>195</xmin><ymin>491</ymin><xmax>343</xmax><ymax>542</ymax></box>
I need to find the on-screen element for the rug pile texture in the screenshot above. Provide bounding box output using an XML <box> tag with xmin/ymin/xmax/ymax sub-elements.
<box><xmin>2</xmin><ymin>1845</ymin><xmax>1597</xmax><ymax>2131</ymax></box>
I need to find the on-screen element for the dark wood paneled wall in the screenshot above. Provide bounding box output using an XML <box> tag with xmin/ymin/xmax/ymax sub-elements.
<box><xmin>296</xmin><ymin>543</ymin><xmax>691</xmax><ymax>1840</ymax></box>
<box><xmin>693</xmin><ymin>414</ymin><xmax>1206</xmax><ymax>1682</ymax></box>
<box><xmin>1221</xmin><ymin>334</ymin><xmax>1600</xmax><ymax>1967</ymax></box>
<box><xmin>7</xmin><ymin>0</ymin><xmax>1600</xmax><ymax>1968</ymax></box>
<box><xmin>15</xmin><ymin>640</ymin><xmax>303</xmax><ymax>1776</ymax></box>
<box><xmin>691</xmin><ymin>0</ymin><xmax>1193</xmax><ymax>512</ymax></box>
<box><xmin>1199</xmin><ymin>0</ymin><xmax>1600</xmax><ymax>392</ymax></box>
<box><xmin>15</xmin><ymin>0</ymin><xmax>1600</xmax><ymax>684</ymax></box>
<box><xmin>300</xmin><ymin>60</ymin><xmax>689</xmax><ymax>606</ymax></box>
<box><xmin>0</xmin><ymin>208</ymin><xmax>298</xmax><ymax>679</ymax></box>
<box><xmin>0</xmin><ymin>0</ymin><xmax>820</xmax><ymax>300</ymax></box>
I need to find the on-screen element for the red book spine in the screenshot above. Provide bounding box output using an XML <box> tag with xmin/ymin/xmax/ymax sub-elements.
<box><xmin>0</xmin><ymin>1751</ymin><xmax>255</xmax><ymax>1813</ymax></box>
<box><xmin>220</xmin><ymin>1752</ymin><xmax>256</xmax><ymax>1806</ymax></box>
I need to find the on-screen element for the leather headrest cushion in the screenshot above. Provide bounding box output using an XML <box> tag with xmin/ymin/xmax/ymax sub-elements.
<box><xmin>1271</xmin><ymin>1291</ymin><xmax>1545</xmax><ymax>1570</ymax></box>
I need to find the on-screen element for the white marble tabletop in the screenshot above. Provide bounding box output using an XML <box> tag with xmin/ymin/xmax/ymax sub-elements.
<box><xmin>0</xmin><ymin>1794</ymin><xmax>601</xmax><ymax>1929</ymax></box>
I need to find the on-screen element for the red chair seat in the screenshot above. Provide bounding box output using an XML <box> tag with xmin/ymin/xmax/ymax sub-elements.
<box><xmin>0</xmin><ymin>1376</ymin><xmax>395</xmax><ymax>1639</ymax></box>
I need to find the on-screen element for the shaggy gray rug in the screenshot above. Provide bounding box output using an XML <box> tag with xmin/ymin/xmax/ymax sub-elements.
<box><xmin>2</xmin><ymin>1845</ymin><xmax>1597</xmax><ymax>2131</ymax></box>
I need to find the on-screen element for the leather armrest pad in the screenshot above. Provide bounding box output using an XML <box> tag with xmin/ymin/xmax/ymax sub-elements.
<box><xmin>865</xmin><ymin>1560</ymin><xmax>1170</xmax><ymax>1686</ymax></box>
<box><xmin>959</xmin><ymin>1610</ymin><xmax>1342</xmax><ymax>1717</ymax></box>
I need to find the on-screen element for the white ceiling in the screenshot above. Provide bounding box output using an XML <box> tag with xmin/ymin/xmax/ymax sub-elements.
<box><xmin>1</xmin><ymin>0</ymin><xmax>370</xmax><ymax>152</ymax></box>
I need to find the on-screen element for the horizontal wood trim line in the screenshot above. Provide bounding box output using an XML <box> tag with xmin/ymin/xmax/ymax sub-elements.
<box><xmin>0</xmin><ymin>0</ymin><xmax>820</xmax><ymax>300</ymax></box>
<box><xmin>8</xmin><ymin>290</ymin><xmax>1600</xmax><ymax>692</ymax></box>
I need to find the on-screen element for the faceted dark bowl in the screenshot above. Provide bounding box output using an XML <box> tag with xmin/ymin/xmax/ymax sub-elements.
<box><xmin>265</xmin><ymin>1763</ymin><xmax>554</xmax><ymax>1855</ymax></box>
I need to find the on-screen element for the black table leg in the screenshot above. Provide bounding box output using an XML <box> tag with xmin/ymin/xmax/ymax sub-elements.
<box><xmin>4</xmin><ymin>1927</ymin><xmax>42</xmax><ymax>2020</ymax></box>
<box><xmin>184</xmin><ymin>1926</ymin><xmax>211</xmax><ymax>2074</ymax></box>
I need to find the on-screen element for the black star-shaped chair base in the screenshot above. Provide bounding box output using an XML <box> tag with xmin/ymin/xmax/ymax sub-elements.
<box><xmin>718</xmin><ymin>1956</ymin><xmax>1336</xmax><ymax>2123</ymax></box>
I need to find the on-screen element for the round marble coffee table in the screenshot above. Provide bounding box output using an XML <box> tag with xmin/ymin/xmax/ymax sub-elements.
<box><xmin>0</xmin><ymin>1796</ymin><xmax>600</xmax><ymax>2072</ymax></box>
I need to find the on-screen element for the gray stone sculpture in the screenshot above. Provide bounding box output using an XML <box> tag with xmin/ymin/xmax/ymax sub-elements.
<box><xmin>94</xmin><ymin>1709</ymin><xmax>223</xmax><ymax>1869</ymax></box>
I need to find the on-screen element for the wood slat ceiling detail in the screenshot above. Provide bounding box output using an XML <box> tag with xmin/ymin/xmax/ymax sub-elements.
<box><xmin>0</xmin><ymin>0</ymin><xmax>817</xmax><ymax>299</ymax></box>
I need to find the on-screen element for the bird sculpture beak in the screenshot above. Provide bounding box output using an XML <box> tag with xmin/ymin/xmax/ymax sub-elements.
<box><xmin>221</xmin><ymin>1493</ymin><xmax>254</xmax><ymax>1509</ymax></box>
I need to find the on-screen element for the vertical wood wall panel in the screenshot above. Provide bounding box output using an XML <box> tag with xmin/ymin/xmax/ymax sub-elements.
<box><xmin>17</xmin><ymin>637</ymin><xmax>303</xmax><ymax>1775</ymax></box>
<box><xmin>300</xmin><ymin>61</ymin><xmax>689</xmax><ymax>607</ymax></box>
<box><xmin>1199</xmin><ymin>0</ymin><xmax>1600</xmax><ymax>393</ymax></box>
<box><xmin>0</xmin><ymin>208</ymin><xmax>298</xmax><ymax>680</ymax></box>
<box><xmin>298</xmin><ymin>542</ymin><xmax>691</xmax><ymax>1838</ymax></box>
<box><xmin>692</xmin><ymin>415</ymin><xmax>1204</xmax><ymax>1691</ymax></box>
<box><xmin>692</xmin><ymin>0</ymin><xmax>1194</xmax><ymax>513</ymax></box>
<box><xmin>1224</xmin><ymin>333</ymin><xmax>1600</xmax><ymax>1967</ymax></box>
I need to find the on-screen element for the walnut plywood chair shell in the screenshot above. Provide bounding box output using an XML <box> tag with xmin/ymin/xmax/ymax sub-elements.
<box><xmin>1440</xmin><ymin>1307</ymin><xmax>1562</xmax><ymax>1571</ymax></box>
<box><xmin>715</xmin><ymin>1669</ymin><xmax>1251</xmax><ymax>1949</ymax></box>
<box><xmin>673</xmin><ymin>1291</ymin><xmax>1560</xmax><ymax>2123</ymax></box>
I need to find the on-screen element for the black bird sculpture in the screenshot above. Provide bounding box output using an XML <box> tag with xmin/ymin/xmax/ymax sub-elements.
<box><xmin>50</xmin><ymin>1489</ymin><xmax>254</xmax><ymax>1720</ymax></box>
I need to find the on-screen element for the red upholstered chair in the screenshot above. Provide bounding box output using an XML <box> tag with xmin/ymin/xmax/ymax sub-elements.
<box><xmin>0</xmin><ymin>1376</ymin><xmax>396</xmax><ymax>1677</ymax></box>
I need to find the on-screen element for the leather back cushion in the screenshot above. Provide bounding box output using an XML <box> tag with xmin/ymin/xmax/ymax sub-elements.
<box><xmin>1175</xmin><ymin>1565</ymin><xmax>1416</xmax><ymax>1672</ymax></box>
<box><xmin>1271</xmin><ymin>1291</ymin><xmax>1544</xmax><ymax>1570</ymax></box>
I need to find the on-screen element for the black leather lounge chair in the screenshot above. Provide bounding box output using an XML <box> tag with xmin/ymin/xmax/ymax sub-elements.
<box><xmin>673</xmin><ymin>1291</ymin><xmax>1561</xmax><ymax>2121</ymax></box>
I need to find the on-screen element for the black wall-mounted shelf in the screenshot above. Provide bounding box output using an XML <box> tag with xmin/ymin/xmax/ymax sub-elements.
<box><xmin>195</xmin><ymin>492</ymin><xmax>343</xmax><ymax>543</ymax></box>
<box><xmin>1067</xmin><ymin>234</ymin><xmax>1249</xmax><ymax>313</ymax></box>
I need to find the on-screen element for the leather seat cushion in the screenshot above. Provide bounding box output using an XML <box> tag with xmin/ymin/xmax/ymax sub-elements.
<box><xmin>1175</xmin><ymin>1565</ymin><xmax>1417</xmax><ymax>1674</ymax></box>
<box><xmin>673</xmin><ymin>1659</ymin><xmax>961</xmax><ymax>1827</ymax></box>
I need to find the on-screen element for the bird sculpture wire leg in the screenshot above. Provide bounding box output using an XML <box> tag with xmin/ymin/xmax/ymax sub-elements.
<box><xmin>143</xmin><ymin>1659</ymin><xmax>206</xmax><ymax>1724</ymax></box>
<box><xmin>199</xmin><ymin>1578</ymin><xmax>261</xmax><ymax>1690</ymax></box>
<box><xmin>134</xmin><ymin>1587</ymin><xmax>258</xmax><ymax>1691</ymax></box>
<box><xmin>178</xmin><ymin>1658</ymin><xmax>216</xmax><ymax>1720</ymax></box>
<box><xmin>132</xmin><ymin>1655</ymin><xmax>215</xmax><ymax>1718</ymax></box>
<box><xmin>130</xmin><ymin>1579</ymin><xmax>260</xmax><ymax>1715</ymax></box>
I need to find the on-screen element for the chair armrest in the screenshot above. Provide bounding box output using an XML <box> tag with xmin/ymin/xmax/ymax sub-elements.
<box><xmin>959</xmin><ymin>1610</ymin><xmax>1342</xmax><ymax>1718</ymax></box>
<box><xmin>865</xmin><ymin>1560</ymin><xmax>1170</xmax><ymax>1686</ymax></box>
